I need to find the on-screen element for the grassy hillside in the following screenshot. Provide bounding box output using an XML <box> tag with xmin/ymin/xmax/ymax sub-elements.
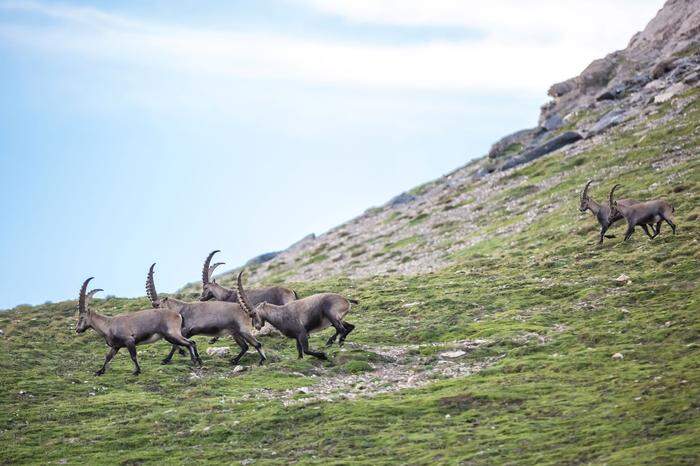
<box><xmin>1</xmin><ymin>91</ymin><xmax>699</xmax><ymax>465</ymax></box>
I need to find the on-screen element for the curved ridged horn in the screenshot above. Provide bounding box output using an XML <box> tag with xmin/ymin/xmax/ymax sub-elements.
<box><xmin>236</xmin><ymin>270</ymin><xmax>254</xmax><ymax>316</ymax></box>
<box><xmin>86</xmin><ymin>288</ymin><xmax>103</xmax><ymax>306</ymax></box>
<box><xmin>609</xmin><ymin>184</ymin><xmax>621</xmax><ymax>208</ymax></box>
<box><xmin>146</xmin><ymin>263</ymin><xmax>159</xmax><ymax>307</ymax></box>
<box><xmin>581</xmin><ymin>180</ymin><xmax>593</xmax><ymax>201</ymax></box>
<box><xmin>202</xmin><ymin>250</ymin><xmax>221</xmax><ymax>286</ymax></box>
<box><xmin>208</xmin><ymin>262</ymin><xmax>225</xmax><ymax>281</ymax></box>
<box><xmin>78</xmin><ymin>277</ymin><xmax>94</xmax><ymax>314</ymax></box>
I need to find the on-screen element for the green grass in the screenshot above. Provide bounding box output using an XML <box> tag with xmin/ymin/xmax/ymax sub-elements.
<box><xmin>1</xmin><ymin>93</ymin><xmax>699</xmax><ymax>465</ymax></box>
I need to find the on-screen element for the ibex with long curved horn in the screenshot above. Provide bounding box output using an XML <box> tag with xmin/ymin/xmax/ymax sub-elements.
<box><xmin>236</xmin><ymin>270</ymin><xmax>357</xmax><ymax>361</ymax></box>
<box><xmin>608</xmin><ymin>184</ymin><xmax>676</xmax><ymax>242</ymax></box>
<box><xmin>75</xmin><ymin>277</ymin><xmax>200</xmax><ymax>376</ymax></box>
<box><xmin>146</xmin><ymin>264</ymin><xmax>266</xmax><ymax>366</ymax></box>
<box><xmin>200</xmin><ymin>250</ymin><xmax>298</xmax><ymax>305</ymax></box>
<box><xmin>579</xmin><ymin>180</ymin><xmax>639</xmax><ymax>244</ymax></box>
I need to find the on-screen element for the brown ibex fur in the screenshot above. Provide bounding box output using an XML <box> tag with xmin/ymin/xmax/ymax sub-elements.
<box><xmin>608</xmin><ymin>184</ymin><xmax>676</xmax><ymax>241</ymax></box>
<box><xmin>200</xmin><ymin>250</ymin><xmax>297</xmax><ymax>305</ymax></box>
<box><xmin>146</xmin><ymin>264</ymin><xmax>266</xmax><ymax>366</ymax></box>
<box><xmin>75</xmin><ymin>277</ymin><xmax>200</xmax><ymax>376</ymax></box>
<box><xmin>579</xmin><ymin>180</ymin><xmax>640</xmax><ymax>244</ymax></box>
<box><xmin>236</xmin><ymin>270</ymin><xmax>357</xmax><ymax>360</ymax></box>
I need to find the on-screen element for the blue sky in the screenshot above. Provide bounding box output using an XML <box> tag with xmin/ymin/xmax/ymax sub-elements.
<box><xmin>0</xmin><ymin>0</ymin><xmax>663</xmax><ymax>309</ymax></box>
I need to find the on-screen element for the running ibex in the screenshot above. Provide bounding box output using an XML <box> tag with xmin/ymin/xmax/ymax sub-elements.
<box><xmin>579</xmin><ymin>180</ymin><xmax>639</xmax><ymax>244</ymax></box>
<box><xmin>200</xmin><ymin>250</ymin><xmax>297</xmax><ymax>305</ymax></box>
<box><xmin>236</xmin><ymin>270</ymin><xmax>357</xmax><ymax>360</ymax></box>
<box><xmin>146</xmin><ymin>264</ymin><xmax>266</xmax><ymax>366</ymax></box>
<box><xmin>75</xmin><ymin>277</ymin><xmax>200</xmax><ymax>376</ymax></box>
<box><xmin>608</xmin><ymin>184</ymin><xmax>676</xmax><ymax>241</ymax></box>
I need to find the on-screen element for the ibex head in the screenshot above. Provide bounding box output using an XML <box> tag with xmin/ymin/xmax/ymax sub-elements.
<box><xmin>200</xmin><ymin>250</ymin><xmax>225</xmax><ymax>301</ymax></box>
<box><xmin>608</xmin><ymin>183</ymin><xmax>622</xmax><ymax>218</ymax></box>
<box><xmin>76</xmin><ymin>277</ymin><xmax>96</xmax><ymax>333</ymax></box>
<box><xmin>579</xmin><ymin>180</ymin><xmax>593</xmax><ymax>212</ymax></box>
<box><xmin>236</xmin><ymin>270</ymin><xmax>265</xmax><ymax>330</ymax></box>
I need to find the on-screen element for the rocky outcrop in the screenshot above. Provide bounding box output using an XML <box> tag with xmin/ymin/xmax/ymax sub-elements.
<box><xmin>501</xmin><ymin>131</ymin><xmax>583</xmax><ymax>170</ymax></box>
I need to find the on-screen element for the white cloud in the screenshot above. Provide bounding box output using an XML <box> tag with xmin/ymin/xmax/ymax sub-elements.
<box><xmin>0</xmin><ymin>0</ymin><xmax>664</xmax><ymax>93</ymax></box>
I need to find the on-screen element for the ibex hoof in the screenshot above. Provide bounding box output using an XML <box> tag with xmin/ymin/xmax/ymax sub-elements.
<box><xmin>132</xmin><ymin>370</ymin><xmax>141</xmax><ymax>376</ymax></box>
<box><xmin>95</xmin><ymin>370</ymin><xmax>105</xmax><ymax>376</ymax></box>
<box><xmin>161</xmin><ymin>359</ymin><xmax>171</xmax><ymax>365</ymax></box>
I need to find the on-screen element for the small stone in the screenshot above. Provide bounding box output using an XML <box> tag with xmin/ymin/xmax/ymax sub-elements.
<box><xmin>445</xmin><ymin>414</ymin><xmax>451</xmax><ymax>419</ymax></box>
<box><xmin>402</xmin><ymin>302</ymin><xmax>422</xmax><ymax>308</ymax></box>
<box><xmin>241</xmin><ymin>459</ymin><xmax>254</xmax><ymax>465</ymax></box>
<box><xmin>440</xmin><ymin>350</ymin><xmax>466</xmax><ymax>359</ymax></box>
<box><xmin>298</xmin><ymin>387</ymin><xmax>311</xmax><ymax>394</ymax></box>
<box><xmin>615</xmin><ymin>274</ymin><xmax>631</xmax><ymax>285</ymax></box>
<box><xmin>232</xmin><ymin>365</ymin><xmax>247</xmax><ymax>374</ymax></box>
<box><xmin>0</xmin><ymin>329</ymin><xmax>4</xmax><ymax>336</ymax></box>
<box><xmin>206</xmin><ymin>347</ymin><xmax>230</xmax><ymax>357</ymax></box>
<box><xmin>612</xmin><ymin>353</ymin><xmax>624</xmax><ymax>360</ymax></box>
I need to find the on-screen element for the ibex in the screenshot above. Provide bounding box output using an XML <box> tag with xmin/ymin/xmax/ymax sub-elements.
<box><xmin>200</xmin><ymin>250</ymin><xmax>298</xmax><ymax>305</ymax></box>
<box><xmin>579</xmin><ymin>180</ymin><xmax>640</xmax><ymax>244</ymax></box>
<box><xmin>75</xmin><ymin>277</ymin><xmax>200</xmax><ymax>376</ymax></box>
<box><xmin>146</xmin><ymin>264</ymin><xmax>266</xmax><ymax>366</ymax></box>
<box><xmin>236</xmin><ymin>270</ymin><xmax>357</xmax><ymax>360</ymax></box>
<box><xmin>608</xmin><ymin>184</ymin><xmax>676</xmax><ymax>241</ymax></box>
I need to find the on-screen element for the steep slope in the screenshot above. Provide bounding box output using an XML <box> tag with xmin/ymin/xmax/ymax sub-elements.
<box><xmin>2</xmin><ymin>1</ymin><xmax>700</xmax><ymax>464</ymax></box>
<box><xmin>179</xmin><ymin>0</ymin><xmax>699</xmax><ymax>293</ymax></box>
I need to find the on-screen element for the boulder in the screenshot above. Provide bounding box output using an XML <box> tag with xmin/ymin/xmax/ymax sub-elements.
<box><xmin>596</xmin><ymin>83</ymin><xmax>627</xmax><ymax>101</ymax></box>
<box><xmin>541</xmin><ymin>114</ymin><xmax>564</xmax><ymax>131</ymax></box>
<box><xmin>651</xmin><ymin>58</ymin><xmax>675</xmax><ymax>79</ymax></box>
<box><xmin>501</xmin><ymin>131</ymin><xmax>582</xmax><ymax>171</ymax></box>
<box><xmin>387</xmin><ymin>192</ymin><xmax>416</xmax><ymax>207</ymax></box>
<box><xmin>245</xmin><ymin>251</ymin><xmax>280</xmax><ymax>266</ymax></box>
<box><xmin>654</xmin><ymin>82</ymin><xmax>688</xmax><ymax>104</ymax></box>
<box><xmin>487</xmin><ymin>128</ymin><xmax>537</xmax><ymax>159</ymax></box>
<box><xmin>587</xmin><ymin>109</ymin><xmax>628</xmax><ymax>137</ymax></box>
<box><xmin>206</xmin><ymin>347</ymin><xmax>230</xmax><ymax>357</ymax></box>
<box><xmin>548</xmin><ymin>79</ymin><xmax>577</xmax><ymax>97</ymax></box>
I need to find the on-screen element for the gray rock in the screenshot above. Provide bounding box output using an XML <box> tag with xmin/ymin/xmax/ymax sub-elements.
<box><xmin>387</xmin><ymin>192</ymin><xmax>416</xmax><ymax>207</ymax></box>
<box><xmin>488</xmin><ymin>128</ymin><xmax>536</xmax><ymax>159</ymax></box>
<box><xmin>654</xmin><ymin>82</ymin><xmax>688</xmax><ymax>104</ymax></box>
<box><xmin>206</xmin><ymin>347</ymin><xmax>230</xmax><ymax>357</ymax></box>
<box><xmin>587</xmin><ymin>108</ymin><xmax>628</xmax><ymax>137</ymax></box>
<box><xmin>683</xmin><ymin>71</ymin><xmax>700</xmax><ymax>85</ymax></box>
<box><xmin>541</xmin><ymin>114</ymin><xmax>564</xmax><ymax>131</ymax></box>
<box><xmin>651</xmin><ymin>58</ymin><xmax>675</xmax><ymax>79</ymax></box>
<box><xmin>548</xmin><ymin>79</ymin><xmax>576</xmax><ymax>97</ymax></box>
<box><xmin>596</xmin><ymin>83</ymin><xmax>627</xmax><ymax>101</ymax></box>
<box><xmin>501</xmin><ymin>131</ymin><xmax>583</xmax><ymax>170</ymax></box>
<box><xmin>245</xmin><ymin>251</ymin><xmax>280</xmax><ymax>266</ymax></box>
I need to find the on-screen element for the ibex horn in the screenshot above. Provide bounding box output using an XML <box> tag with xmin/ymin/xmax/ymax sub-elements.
<box><xmin>581</xmin><ymin>180</ymin><xmax>593</xmax><ymax>201</ymax></box>
<box><xmin>86</xmin><ymin>288</ymin><xmax>103</xmax><ymax>306</ymax></box>
<box><xmin>609</xmin><ymin>184</ymin><xmax>621</xmax><ymax>208</ymax></box>
<box><xmin>202</xmin><ymin>250</ymin><xmax>221</xmax><ymax>286</ymax></box>
<box><xmin>235</xmin><ymin>270</ymin><xmax>254</xmax><ymax>316</ymax></box>
<box><xmin>78</xmin><ymin>277</ymin><xmax>94</xmax><ymax>314</ymax></box>
<box><xmin>146</xmin><ymin>263</ymin><xmax>159</xmax><ymax>307</ymax></box>
<box><xmin>208</xmin><ymin>262</ymin><xmax>225</xmax><ymax>281</ymax></box>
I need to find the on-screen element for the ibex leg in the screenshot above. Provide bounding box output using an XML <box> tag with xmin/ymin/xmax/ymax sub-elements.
<box><xmin>338</xmin><ymin>321</ymin><xmax>355</xmax><ymax>346</ymax></box>
<box><xmin>241</xmin><ymin>332</ymin><xmax>266</xmax><ymax>365</ymax></box>
<box><xmin>95</xmin><ymin>346</ymin><xmax>119</xmax><ymax>376</ymax></box>
<box><xmin>126</xmin><ymin>342</ymin><xmax>141</xmax><ymax>375</ymax></box>
<box><xmin>162</xmin><ymin>345</ymin><xmax>178</xmax><ymax>365</ymax></box>
<box><xmin>230</xmin><ymin>333</ymin><xmax>249</xmax><ymax>365</ymax></box>
<box><xmin>641</xmin><ymin>224</ymin><xmax>654</xmax><ymax>239</ymax></box>
<box><xmin>299</xmin><ymin>333</ymin><xmax>327</xmax><ymax>360</ymax></box>
<box><xmin>661</xmin><ymin>213</ymin><xmax>676</xmax><ymax>234</ymax></box>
